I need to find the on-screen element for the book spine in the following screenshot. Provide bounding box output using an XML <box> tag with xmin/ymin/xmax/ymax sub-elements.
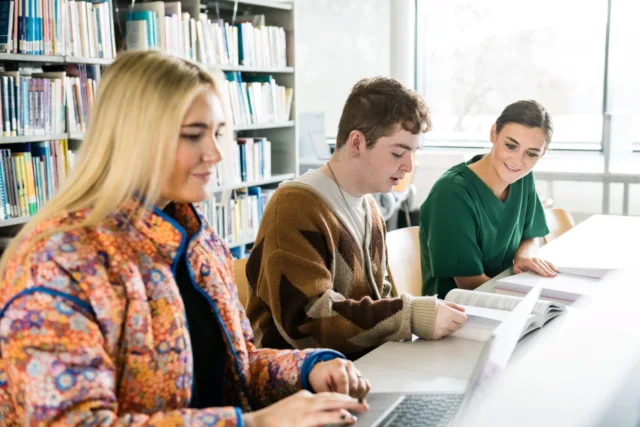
<box><xmin>14</xmin><ymin>74</ymin><xmax>21</xmax><ymax>135</ymax></box>
<box><xmin>0</xmin><ymin>150</ymin><xmax>8</xmax><ymax>219</ymax></box>
<box><xmin>238</xmin><ymin>142</ymin><xmax>246</xmax><ymax>182</ymax></box>
<box><xmin>3</xmin><ymin>150</ymin><xmax>15</xmax><ymax>217</ymax></box>
<box><xmin>1</xmin><ymin>77</ymin><xmax>10</xmax><ymax>137</ymax></box>
<box><xmin>0</xmin><ymin>152</ymin><xmax>6</xmax><ymax>220</ymax></box>
<box><xmin>8</xmin><ymin>76</ymin><xmax>16</xmax><ymax>136</ymax></box>
<box><xmin>43</xmin><ymin>78</ymin><xmax>49</xmax><ymax>133</ymax></box>
<box><xmin>23</xmin><ymin>150</ymin><xmax>36</xmax><ymax>214</ymax></box>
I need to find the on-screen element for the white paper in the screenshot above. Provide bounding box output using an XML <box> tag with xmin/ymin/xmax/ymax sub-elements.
<box><xmin>496</xmin><ymin>271</ymin><xmax>600</xmax><ymax>302</ymax></box>
<box><xmin>555</xmin><ymin>266</ymin><xmax>617</xmax><ymax>279</ymax></box>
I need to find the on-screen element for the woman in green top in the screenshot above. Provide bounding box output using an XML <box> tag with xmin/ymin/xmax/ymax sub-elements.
<box><xmin>420</xmin><ymin>100</ymin><xmax>557</xmax><ymax>298</ymax></box>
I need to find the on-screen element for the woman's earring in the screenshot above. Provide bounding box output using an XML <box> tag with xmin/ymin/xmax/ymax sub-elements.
<box><xmin>353</xmin><ymin>152</ymin><xmax>360</xmax><ymax>159</ymax></box>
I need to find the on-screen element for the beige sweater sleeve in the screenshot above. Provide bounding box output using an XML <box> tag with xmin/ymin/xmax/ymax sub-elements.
<box><xmin>406</xmin><ymin>295</ymin><xmax>439</xmax><ymax>339</ymax></box>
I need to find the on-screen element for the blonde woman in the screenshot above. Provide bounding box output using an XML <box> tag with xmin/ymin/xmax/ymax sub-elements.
<box><xmin>0</xmin><ymin>51</ymin><xmax>369</xmax><ymax>426</ymax></box>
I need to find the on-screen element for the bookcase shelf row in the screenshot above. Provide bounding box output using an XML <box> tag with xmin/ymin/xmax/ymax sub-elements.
<box><xmin>227</xmin><ymin>237</ymin><xmax>256</xmax><ymax>249</ymax></box>
<box><xmin>0</xmin><ymin>173</ymin><xmax>295</xmax><ymax>229</ymax></box>
<box><xmin>0</xmin><ymin>54</ymin><xmax>295</xmax><ymax>73</ymax></box>
<box><xmin>0</xmin><ymin>132</ymin><xmax>91</xmax><ymax>144</ymax></box>
<box><xmin>235</xmin><ymin>120</ymin><xmax>294</xmax><ymax>131</ymax></box>
<box><xmin>217</xmin><ymin>0</ymin><xmax>293</xmax><ymax>11</ymax></box>
<box><xmin>210</xmin><ymin>172</ymin><xmax>294</xmax><ymax>193</ymax></box>
<box><xmin>25</xmin><ymin>122</ymin><xmax>296</xmax><ymax>143</ymax></box>
<box><xmin>218</xmin><ymin>65</ymin><xmax>294</xmax><ymax>73</ymax></box>
<box><xmin>0</xmin><ymin>54</ymin><xmax>114</xmax><ymax>66</ymax></box>
<box><xmin>0</xmin><ymin>134</ymin><xmax>70</xmax><ymax>144</ymax></box>
<box><xmin>0</xmin><ymin>216</ymin><xmax>30</xmax><ymax>227</ymax></box>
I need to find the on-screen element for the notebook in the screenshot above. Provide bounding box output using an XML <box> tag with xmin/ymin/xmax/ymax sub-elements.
<box><xmin>444</xmin><ymin>289</ymin><xmax>566</xmax><ymax>342</ymax></box>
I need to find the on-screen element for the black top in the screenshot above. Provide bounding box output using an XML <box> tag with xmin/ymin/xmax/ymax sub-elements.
<box><xmin>165</xmin><ymin>204</ymin><xmax>226</xmax><ymax>408</ymax></box>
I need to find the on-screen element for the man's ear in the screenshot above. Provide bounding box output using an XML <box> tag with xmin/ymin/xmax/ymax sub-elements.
<box><xmin>490</xmin><ymin>123</ymin><xmax>498</xmax><ymax>144</ymax></box>
<box><xmin>348</xmin><ymin>130</ymin><xmax>366</xmax><ymax>152</ymax></box>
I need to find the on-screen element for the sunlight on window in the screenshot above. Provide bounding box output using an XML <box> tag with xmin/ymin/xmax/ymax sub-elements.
<box><xmin>417</xmin><ymin>0</ymin><xmax>608</xmax><ymax>150</ymax></box>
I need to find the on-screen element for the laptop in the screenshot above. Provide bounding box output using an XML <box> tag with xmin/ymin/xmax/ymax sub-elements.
<box><xmin>353</xmin><ymin>285</ymin><xmax>542</xmax><ymax>427</ymax></box>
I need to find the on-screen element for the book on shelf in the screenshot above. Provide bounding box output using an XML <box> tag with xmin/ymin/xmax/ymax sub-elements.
<box><xmin>0</xmin><ymin>0</ymin><xmax>115</xmax><ymax>57</ymax></box>
<box><xmin>201</xmin><ymin>187</ymin><xmax>276</xmax><ymax>247</ymax></box>
<box><xmin>233</xmin><ymin>137</ymin><xmax>271</xmax><ymax>184</ymax></box>
<box><xmin>67</xmin><ymin>0</ymin><xmax>117</xmax><ymax>58</ymax></box>
<box><xmin>0</xmin><ymin>70</ymin><xmax>67</xmax><ymax>137</ymax></box>
<box><xmin>0</xmin><ymin>64</ymin><xmax>98</xmax><ymax>137</ymax></box>
<box><xmin>64</xmin><ymin>63</ymin><xmax>99</xmax><ymax>132</ymax></box>
<box><xmin>122</xmin><ymin>9</ymin><xmax>287</xmax><ymax>70</ymax></box>
<box><xmin>222</xmin><ymin>72</ymin><xmax>292</xmax><ymax>127</ymax></box>
<box><xmin>444</xmin><ymin>288</ymin><xmax>567</xmax><ymax>342</ymax></box>
<box><xmin>0</xmin><ymin>140</ymin><xmax>75</xmax><ymax>220</ymax></box>
<box><xmin>216</xmin><ymin>136</ymin><xmax>272</xmax><ymax>189</ymax></box>
<box><xmin>232</xmin><ymin>16</ymin><xmax>286</xmax><ymax>68</ymax></box>
<box><xmin>495</xmin><ymin>266</ymin><xmax>617</xmax><ymax>303</ymax></box>
<box><xmin>124</xmin><ymin>2</ymin><xmax>165</xmax><ymax>51</ymax></box>
<box><xmin>125</xmin><ymin>10</ymin><xmax>157</xmax><ymax>51</ymax></box>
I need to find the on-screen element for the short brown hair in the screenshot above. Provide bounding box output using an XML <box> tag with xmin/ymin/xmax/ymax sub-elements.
<box><xmin>336</xmin><ymin>77</ymin><xmax>431</xmax><ymax>149</ymax></box>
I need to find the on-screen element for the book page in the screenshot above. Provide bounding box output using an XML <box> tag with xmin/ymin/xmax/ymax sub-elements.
<box><xmin>452</xmin><ymin>306</ymin><xmax>538</xmax><ymax>342</ymax></box>
<box><xmin>450</xmin><ymin>305</ymin><xmax>510</xmax><ymax>342</ymax></box>
<box><xmin>445</xmin><ymin>288</ymin><xmax>553</xmax><ymax>318</ymax></box>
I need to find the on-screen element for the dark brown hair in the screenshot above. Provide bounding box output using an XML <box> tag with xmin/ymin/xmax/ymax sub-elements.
<box><xmin>496</xmin><ymin>100</ymin><xmax>553</xmax><ymax>143</ymax></box>
<box><xmin>336</xmin><ymin>77</ymin><xmax>431</xmax><ymax>149</ymax></box>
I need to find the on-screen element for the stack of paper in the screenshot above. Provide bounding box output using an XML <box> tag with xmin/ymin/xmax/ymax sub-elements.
<box><xmin>495</xmin><ymin>266</ymin><xmax>617</xmax><ymax>303</ymax></box>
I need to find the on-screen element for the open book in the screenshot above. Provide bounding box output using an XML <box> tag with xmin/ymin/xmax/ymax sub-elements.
<box><xmin>494</xmin><ymin>266</ymin><xmax>617</xmax><ymax>303</ymax></box>
<box><xmin>444</xmin><ymin>289</ymin><xmax>567</xmax><ymax>342</ymax></box>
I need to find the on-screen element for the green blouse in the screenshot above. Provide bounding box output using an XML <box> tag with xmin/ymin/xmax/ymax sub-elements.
<box><xmin>419</xmin><ymin>155</ymin><xmax>549</xmax><ymax>298</ymax></box>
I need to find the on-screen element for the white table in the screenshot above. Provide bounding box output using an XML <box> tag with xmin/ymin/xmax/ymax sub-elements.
<box><xmin>354</xmin><ymin>214</ymin><xmax>640</xmax><ymax>393</ymax></box>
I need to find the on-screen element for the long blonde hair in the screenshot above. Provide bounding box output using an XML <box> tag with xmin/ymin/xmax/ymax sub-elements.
<box><xmin>0</xmin><ymin>51</ymin><xmax>222</xmax><ymax>276</ymax></box>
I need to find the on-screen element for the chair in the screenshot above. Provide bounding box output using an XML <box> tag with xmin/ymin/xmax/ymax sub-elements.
<box><xmin>544</xmin><ymin>208</ymin><xmax>575</xmax><ymax>244</ymax></box>
<box><xmin>233</xmin><ymin>257</ymin><xmax>249</xmax><ymax>308</ymax></box>
<box><xmin>386</xmin><ymin>226</ymin><xmax>423</xmax><ymax>296</ymax></box>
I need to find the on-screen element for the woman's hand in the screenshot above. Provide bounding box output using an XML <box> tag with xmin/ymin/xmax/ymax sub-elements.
<box><xmin>513</xmin><ymin>256</ymin><xmax>557</xmax><ymax>277</ymax></box>
<box><xmin>308</xmin><ymin>358</ymin><xmax>371</xmax><ymax>401</ymax></box>
<box><xmin>242</xmin><ymin>390</ymin><xmax>368</xmax><ymax>427</ymax></box>
<box><xmin>432</xmin><ymin>300</ymin><xmax>467</xmax><ymax>339</ymax></box>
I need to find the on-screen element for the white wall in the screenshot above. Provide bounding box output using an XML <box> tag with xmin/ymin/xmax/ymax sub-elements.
<box><xmin>295</xmin><ymin>0</ymin><xmax>391</xmax><ymax>137</ymax></box>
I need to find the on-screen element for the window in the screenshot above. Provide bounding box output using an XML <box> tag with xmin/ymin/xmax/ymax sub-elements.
<box><xmin>416</xmin><ymin>0</ymin><xmax>609</xmax><ymax>150</ymax></box>
<box><xmin>607</xmin><ymin>1</ymin><xmax>640</xmax><ymax>149</ymax></box>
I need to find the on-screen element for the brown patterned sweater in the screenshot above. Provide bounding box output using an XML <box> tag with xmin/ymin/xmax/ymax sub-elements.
<box><xmin>246</xmin><ymin>180</ymin><xmax>438</xmax><ymax>359</ymax></box>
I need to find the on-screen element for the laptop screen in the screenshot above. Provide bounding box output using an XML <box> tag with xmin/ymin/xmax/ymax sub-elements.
<box><xmin>455</xmin><ymin>285</ymin><xmax>543</xmax><ymax>417</ymax></box>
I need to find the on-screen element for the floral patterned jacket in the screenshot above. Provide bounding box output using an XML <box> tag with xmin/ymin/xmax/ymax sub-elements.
<box><xmin>0</xmin><ymin>202</ymin><xmax>341</xmax><ymax>426</ymax></box>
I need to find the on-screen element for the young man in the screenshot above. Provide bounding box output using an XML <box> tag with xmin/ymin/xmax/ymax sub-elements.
<box><xmin>245</xmin><ymin>77</ymin><xmax>467</xmax><ymax>359</ymax></box>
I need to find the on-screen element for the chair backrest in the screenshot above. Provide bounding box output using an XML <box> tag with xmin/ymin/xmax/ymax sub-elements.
<box><xmin>386</xmin><ymin>226</ymin><xmax>422</xmax><ymax>296</ymax></box>
<box><xmin>233</xmin><ymin>257</ymin><xmax>249</xmax><ymax>308</ymax></box>
<box><xmin>544</xmin><ymin>208</ymin><xmax>575</xmax><ymax>244</ymax></box>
